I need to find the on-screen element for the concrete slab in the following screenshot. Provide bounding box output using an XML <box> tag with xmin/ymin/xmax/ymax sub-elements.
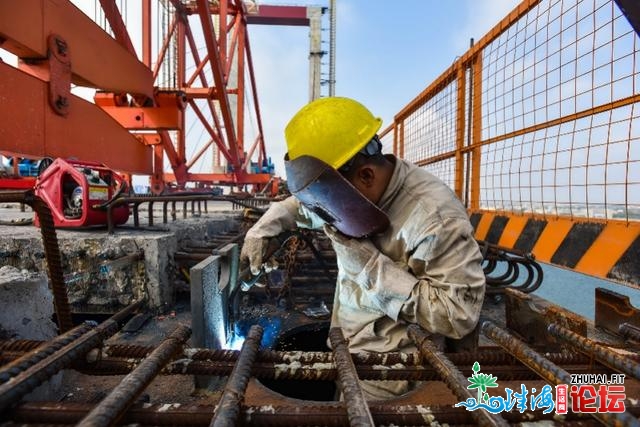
<box><xmin>0</xmin><ymin>202</ymin><xmax>243</xmax><ymax>314</ymax></box>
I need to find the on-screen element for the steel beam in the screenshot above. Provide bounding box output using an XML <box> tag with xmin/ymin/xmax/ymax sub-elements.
<box><xmin>0</xmin><ymin>0</ymin><xmax>153</xmax><ymax>97</ymax></box>
<box><xmin>0</xmin><ymin>62</ymin><xmax>152</xmax><ymax>174</ymax></box>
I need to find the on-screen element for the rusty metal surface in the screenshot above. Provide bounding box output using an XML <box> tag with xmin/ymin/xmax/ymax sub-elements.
<box><xmin>0</xmin><ymin>190</ymin><xmax>72</xmax><ymax>332</ymax></box>
<box><xmin>77</xmin><ymin>325</ymin><xmax>191</xmax><ymax>427</ymax></box>
<box><xmin>9</xmin><ymin>400</ymin><xmax>640</xmax><ymax>426</ymax></box>
<box><xmin>0</xmin><ymin>301</ymin><xmax>141</xmax><ymax>413</ymax></box>
<box><xmin>408</xmin><ymin>324</ymin><xmax>509</xmax><ymax>427</ymax></box>
<box><xmin>211</xmin><ymin>324</ymin><xmax>263</xmax><ymax>427</ymax></box>
<box><xmin>548</xmin><ymin>322</ymin><xmax>640</xmax><ymax>380</ymax></box>
<box><xmin>505</xmin><ymin>287</ymin><xmax>587</xmax><ymax>350</ymax></box>
<box><xmin>596</xmin><ymin>287</ymin><xmax>640</xmax><ymax>337</ymax></box>
<box><xmin>0</xmin><ymin>322</ymin><xmax>94</xmax><ymax>384</ymax></box>
<box><xmin>328</xmin><ymin>327</ymin><xmax>375</xmax><ymax>427</ymax></box>
<box><xmin>621</xmin><ymin>323</ymin><xmax>640</xmax><ymax>342</ymax></box>
<box><xmin>481</xmin><ymin>320</ymin><xmax>640</xmax><ymax>427</ymax></box>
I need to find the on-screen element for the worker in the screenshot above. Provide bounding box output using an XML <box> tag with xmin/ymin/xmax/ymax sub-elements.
<box><xmin>240</xmin><ymin>97</ymin><xmax>486</xmax><ymax>400</ymax></box>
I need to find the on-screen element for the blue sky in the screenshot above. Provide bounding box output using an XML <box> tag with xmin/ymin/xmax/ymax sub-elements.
<box><xmin>0</xmin><ymin>0</ymin><xmax>522</xmax><ymax>178</ymax></box>
<box><xmin>248</xmin><ymin>0</ymin><xmax>522</xmax><ymax>175</ymax></box>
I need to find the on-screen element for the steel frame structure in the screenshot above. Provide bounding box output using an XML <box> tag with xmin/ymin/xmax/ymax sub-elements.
<box><xmin>0</xmin><ymin>0</ymin><xmax>315</xmax><ymax>194</ymax></box>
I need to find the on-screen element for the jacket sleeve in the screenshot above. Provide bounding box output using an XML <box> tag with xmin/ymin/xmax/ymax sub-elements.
<box><xmin>399</xmin><ymin>217</ymin><xmax>486</xmax><ymax>339</ymax></box>
<box><xmin>245</xmin><ymin>196</ymin><xmax>325</xmax><ymax>239</ymax></box>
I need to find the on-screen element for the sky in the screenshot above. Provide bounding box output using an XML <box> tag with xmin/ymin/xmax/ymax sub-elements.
<box><xmin>0</xmin><ymin>0</ymin><xmax>522</xmax><ymax>178</ymax></box>
<box><xmin>248</xmin><ymin>0</ymin><xmax>522</xmax><ymax>176</ymax></box>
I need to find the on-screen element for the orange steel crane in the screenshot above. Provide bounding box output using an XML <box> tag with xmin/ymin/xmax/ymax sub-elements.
<box><xmin>0</xmin><ymin>1</ymin><xmax>315</xmax><ymax>195</ymax></box>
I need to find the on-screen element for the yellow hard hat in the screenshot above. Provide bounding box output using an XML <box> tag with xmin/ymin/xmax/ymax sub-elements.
<box><xmin>285</xmin><ymin>97</ymin><xmax>382</xmax><ymax>169</ymax></box>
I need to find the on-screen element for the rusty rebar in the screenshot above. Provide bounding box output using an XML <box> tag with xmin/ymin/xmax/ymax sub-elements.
<box><xmin>12</xmin><ymin>400</ymin><xmax>639</xmax><ymax>426</ymax></box>
<box><xmin>107</xmin><ymin>195</ymin><xmax>271</xmax><ymax>233</ymax></box>
<box><xmin>77</xmin><ymin>324</ymin><xmax>191</xmax><ymax>427</ymax></box>
<box><xmin>408</xmin><ymin>324</ymin><xmax>509</xmax><ymax>427</ymax></box>
<box><xmin>328</xmin><ymin>327</ymin><xmax>375</xmax><ymax>427</ymax></box>
<box><xmin>73</xmin><ymin>358</ymin><xmax>613</xmax><ymax>383</ymax></box>
<box><xmin>0</xmin><ymin>191</ymin><xmax>73</xmax><ymax>332</ymax></box>
<box><xmin>548</xmin><ymin>322</ymin><xmax>640</xmax><ymax>380</ymax></box>
<box><xmin>0</xmin><ymin>322</ymin><xmax>94</xmax><ymax>384</ymax></box>
<box><xmin>481</xmin><ymin>320</ymin><xmax>640</xmax><ymax>427</ymax></box>
<box><xmin>100</xmin><ymin>346</ymin><xmax>598</xmax><ymax>366</ymax></box>
<box><xmin>620</xmin><ymin>323</ymin><xmax>640</xmax><ymax>342</ymax></box>
<box><xmin>0</xmin><ymin>301</ymin><xmax>141</xmax><ymax>413</ymax></box>
<box><xmin>211</xmin><ymin>324</ymin><xmax>263</xmax><ymax>427</ymax></box>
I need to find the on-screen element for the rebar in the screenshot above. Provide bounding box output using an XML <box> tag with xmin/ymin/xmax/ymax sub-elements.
<box><xmin>620</xmin><ymin>323</ymin><xmax>640</xmax><ymax>342</ymax></box>
<box><xmin>11</xmin><ymin>400</ymin><xmax>638</xmax><ymax>426</ymax></box>
<box><xmin>0</xmin><ymin>322</ymin><xmax>94</xmax><ymax>384</ymax></box>
<box><xmin>77</xmin><ymin>324</ymin><xmax>191</xmax><ymax>427</ymax></box>
<box><xmin>0</xmin><ymin>191</ymin><xmax>73</xmax><ymax>332</ymax></box>
<box><xmin>548</xmin><ymin>322</ymin><xmax>640</xmax><ymax>380</ymax></box>
<box><xmin>0</xmin><ymin>301</ymin><xmax>141</xmax><ymax>413</ymax></box>
<box><xmin>107</xmin><ymin>195</ymin><xmax>270</xmax><ymax>233</ymax></box>
<box><xmin>74</xmin><ymin>358</ymin><xmax>613</xmax><ymax>382</ymax></box>
<box><xmin>408</xmin><ymin>324</ymin><xmax>509</xmax><ymax>427</ymax></box>
<box><xmin>481</xmin><ymin>320</ymin><xmax>640</xmax><ymax>427</ymax></box>
<box><xmin>211</xmin><ymin>324</ymin><xmax>263</xmax><ymax>427</ymax></box>
<box><xmin>328</xmin><ymin>327</ymin><xmax>374</xmax><ymax>427</ymax></box>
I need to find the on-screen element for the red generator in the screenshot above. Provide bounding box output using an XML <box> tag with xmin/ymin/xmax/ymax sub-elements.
<box><xmin>34</xmin><ymin>158</ymin><xmax>130</xmax><ymax>228</ymax></box>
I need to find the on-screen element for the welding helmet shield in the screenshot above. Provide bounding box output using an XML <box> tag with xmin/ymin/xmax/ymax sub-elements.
<box><xmin>284</xmin><ymin>154</ymin><xmax>390</xmax><ymax>238</ymax></box>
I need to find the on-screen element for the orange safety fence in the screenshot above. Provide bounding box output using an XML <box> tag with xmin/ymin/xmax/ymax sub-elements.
<box><xmin>381</xmin><ymin>0</ymin><xmax>640</xmax><ymax>289</ymax></box>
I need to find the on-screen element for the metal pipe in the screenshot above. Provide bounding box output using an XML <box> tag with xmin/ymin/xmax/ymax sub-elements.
<box><xmin>548</xmin><ymin>322</ymin><xmax>640</xmax><ymax>380</ymax></box>
<box><xmin>481</xmin><ymin>320</ymin><xmax>640</xmax><ymax>427</ymax></box>
<box><xmin>77</xmin><ymin>325</ymin><xmax>191</xmax><ymax>427</ymax></box>
<box><xmin>211</xmin><ymin>324</ymin><xmax>263</xmax><ymax>427</ymax></box>
<box><xmin>328</xmin><ymin>327</ymin><xmax>375</xmax><ymax>427</ymax></box>
<box><xmin>408</xmin><ymin>324</ymin><xmax>509</xmax><ymax>427</ymax></box>
<box><xmin>0</xmin><ymin>301</ymin><xmax>141</xmax><ymax>413</ymax></box>
<box><xmin>0</xmin><ymin>322</ymin><xmax>94</xmax><ymax>384</ymax></box>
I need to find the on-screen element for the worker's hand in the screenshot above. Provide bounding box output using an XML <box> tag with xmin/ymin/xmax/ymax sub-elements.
<box><xmin>323</xmin><ymin>224</ymin><xmax>377</xmax><ymax>273</ymax></box>
<box><xmin>240</xmin><ymin>236</ymin><xmax>279</xmax><ymax>276</ymax></box>
<box><xmin>324</xmin><ymin>224</ymin><xmax>417</xmax><ymax>321</ymax></box>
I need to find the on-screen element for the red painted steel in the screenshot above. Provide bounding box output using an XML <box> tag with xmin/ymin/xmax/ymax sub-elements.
<box><xmin>0</xmin><ymin>0</ymin><xmax>317</xmax><ymax>194</ymax></box>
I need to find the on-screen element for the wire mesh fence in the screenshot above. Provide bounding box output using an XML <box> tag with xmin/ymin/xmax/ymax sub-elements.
<box><xmin>384</xmin><ymin>0</ymin><xmax>640</xmax><ymax>223</ymax></box>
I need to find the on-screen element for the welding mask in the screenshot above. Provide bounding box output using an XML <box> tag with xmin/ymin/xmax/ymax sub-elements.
<box><xmin>284</xmin><ymin>154</ymin><xmax>390</xmax><ymax>238</ymax></box>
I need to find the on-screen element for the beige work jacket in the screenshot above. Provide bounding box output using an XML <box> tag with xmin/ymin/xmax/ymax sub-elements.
<box><xmin>253</xmin><ymin>156</ymin><xmax>486</xmax><ymax>354</ymax></box>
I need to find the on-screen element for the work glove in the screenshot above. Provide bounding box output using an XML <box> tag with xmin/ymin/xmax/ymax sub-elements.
<box><xmin>323</xmin><ymin>224</ymin><xmax>417</xmax><ymax>321</ymax></box>
<box><xmin>240</xmin><ymin>236</ymin><xmax>279</xmax><ymax>276</ymax></box>
<box><xmin>240</xmin><ymin>199</ymin><xmax>299</xmax><ymax>275</ymax></box>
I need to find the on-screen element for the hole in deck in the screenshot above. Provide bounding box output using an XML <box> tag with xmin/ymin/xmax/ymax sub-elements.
<box><xmin>260</xmin><ymin>322</ymin><xmax>337</xmax><ymax>401</ymax></box>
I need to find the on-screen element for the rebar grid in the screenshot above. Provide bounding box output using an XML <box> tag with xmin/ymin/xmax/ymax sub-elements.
<box><xmin>408</xmin><ymin>324</ymin><xmax>510</xmax><ymax>427</ymax></box>
<box><xmin>482</xmin><ymin>320</ymin><xmax>640</xmax><ymax>427</ymax></box>
<box><xmin>77</xmin><ymin>325</ymin><xmax>191</xmax><ymax>427</ymax></box>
